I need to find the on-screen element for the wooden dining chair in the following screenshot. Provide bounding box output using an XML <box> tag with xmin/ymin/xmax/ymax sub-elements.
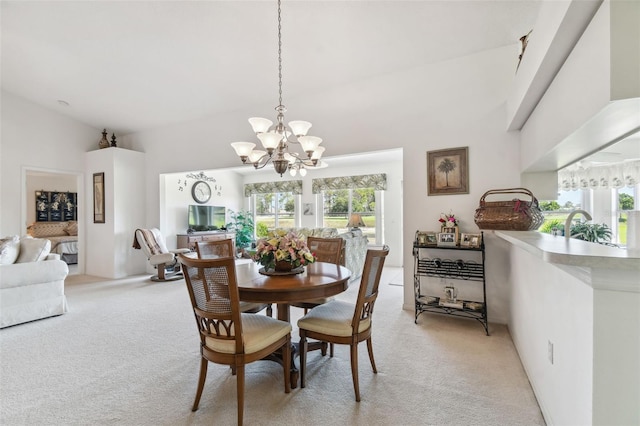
<box><xmin>290</xmin><ymin>236</ymin><xmax>344</xmax><ymax>313</ymax></box>
<box><xmin>297</xmin><ymin>245</ymin><xmax>389</xmax><ymax>402</ymax></box>
<box><xmin>195</xmin><ymin>239</ymin><xmax>271</xmax><ymax>316</ymax></box>
<box><xmin>179</xmin><ymin>254</ymin><xmax>291</xmax><ymax>425</ymax></box>
<box><xmin>195</xmin><ymin>239</ymin><xmax>235</xmax><ymax>259</ymax></box>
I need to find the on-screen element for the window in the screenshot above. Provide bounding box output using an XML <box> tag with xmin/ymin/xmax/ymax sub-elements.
<box><xmin>244</xmin><ymin>180</ymin><xmax>303</xmax><ymax>238</ymax></box>
<box><xmin>312</xmin><ymin>173</ymin><xmax>387</xmax><ymax>244</ymax></box>
<box><xmin>253</xmin><ymin>192</ymin><xmax>296</xmax><ymax>237</ymax></box>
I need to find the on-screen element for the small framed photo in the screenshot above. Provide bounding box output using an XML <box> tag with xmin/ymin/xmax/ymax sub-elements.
<box><xmin>437</xmin><ymin>232</ymin><xmax>457</xmax><ymax>247</ymax></box>
<box><xmin>441</xmin><ymin>226</ymin><xmax>459</xmax><ymax>243</ymax></box>
<box><xmin>416</xmin><ymin>231</ymin><xmax>438</xmax><ymax>246</ymax></box>
<box><xmin>461</xmin><ymin>233</ymin><xmax>482</xmax><ymax>248</ymax></box>
<box><xmin>303</xmin><ymin>203</ymin><xmax>313</xmax><ymax>215</ymax></box>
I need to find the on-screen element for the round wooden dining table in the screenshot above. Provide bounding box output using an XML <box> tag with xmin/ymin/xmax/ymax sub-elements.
<box><xmin>235</xmin><ymin>261</ymin><xmax>351</xmax><ymax>322</ymax></box>
<box><xmin>234</xmin><ymin>261</ymin><xmax>352</xmax><ymax>387</ymax></box>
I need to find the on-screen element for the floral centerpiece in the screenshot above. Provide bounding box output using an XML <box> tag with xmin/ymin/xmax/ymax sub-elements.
<box><xmin>439</xmin><ymin>212</ymin><xmax>458</xmax><ymax>229</ymax></box>
<box><xmin>253</xmin><ymin>231</ymin><xmax>316</xmax><ymax>272</ymax></box>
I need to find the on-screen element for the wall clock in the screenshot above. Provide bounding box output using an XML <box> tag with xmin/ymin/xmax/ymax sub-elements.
<box><xmin>191</xmin><ymin>181</ymin><xmax>211</xmax><ymax>204</ymax></box>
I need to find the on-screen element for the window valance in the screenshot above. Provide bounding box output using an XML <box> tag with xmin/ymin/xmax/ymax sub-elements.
<box><xmin>244</xmin><ymin>180</ymin><xmax>303</xmax><ymax>197</ymax></box>
<box><xmin>312</xmin><ymin>173</ymin><xmax>387</xmax><ymax>194</ymax></box>
<box><xmin>558</xmin><ymin>160</ymin><xmax>640</xmax><ymax>191</ymax></box>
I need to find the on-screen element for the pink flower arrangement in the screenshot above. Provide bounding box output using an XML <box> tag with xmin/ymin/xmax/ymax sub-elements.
<box><xmin>253</xmin><ymin>231</ymin><xmax>316</xmax><ymax>270</ymax></box>
<box><xmin>439</xmin><ymin>212</ymin><xmax>458</xmax><ymax>228</ymax></box>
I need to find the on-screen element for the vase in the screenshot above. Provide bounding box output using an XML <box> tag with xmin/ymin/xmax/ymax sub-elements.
<box><xmin>274</xmin><ymin>261</ymin><xmax>294</xmax><ymax>272</ymax></box>
<box><xmin>98</xmin><ymin>129</ymin><xmax>110</xmax><ymax>149</ymax></box>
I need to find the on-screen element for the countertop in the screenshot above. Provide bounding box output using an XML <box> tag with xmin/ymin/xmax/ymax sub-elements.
<box><xmin>494</xmin><ymin>230</ymin><xmax>640</xmax><ymax>271</ymax></box>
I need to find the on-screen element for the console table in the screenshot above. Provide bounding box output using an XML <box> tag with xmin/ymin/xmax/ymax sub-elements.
<box><xmin>176</xmin><ymin>231</ymin><xmax>235</xmax><ymax>251</ymax></box>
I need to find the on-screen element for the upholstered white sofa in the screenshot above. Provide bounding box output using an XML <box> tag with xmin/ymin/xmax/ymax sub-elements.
<box><xmin>268</xmin><ymin>227</ymin><xmax>369</xmax><ymax>281</ymax></box>
<box><xmin>0</xmin><ymin>235</ymin><xmax>69</xmax><ymax>328</ymax></box>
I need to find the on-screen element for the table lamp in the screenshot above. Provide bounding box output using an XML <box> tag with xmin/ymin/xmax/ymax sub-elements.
<box><xmin>346</xmin><ymin>213</ymin><xmax>365</xmax><ymax>230</ymax></box>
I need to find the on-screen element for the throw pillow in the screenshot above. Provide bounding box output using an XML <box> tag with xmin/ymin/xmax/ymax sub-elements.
<box><xmin>0</xmin><ymin>235</ymin><xmax>20</xmax><ymax>265</ymax></box>
<box><xmin>65</xmin><ymin>221</ymin><xmax>78</xmax><ymax>236</ymax></box>
<box><xmin>16</xmin><ymin>237</ymin><xmax>51</xmax><ymax>263</ymax></box>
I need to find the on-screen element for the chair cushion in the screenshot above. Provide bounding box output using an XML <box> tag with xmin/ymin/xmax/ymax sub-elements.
<box><xmin>205</xmin><ymin>313</ymin><xmax>291</xmax><ymax>354</ymax></box>
<box><xmin>297</xmin><ymin>300</ymin><xmax>370</xmax><ymax>337</ymax></box>
<box><xmin>15</xmin><ymin>237</ymin><xmax>51</xmax><ymax>263</ymax></box>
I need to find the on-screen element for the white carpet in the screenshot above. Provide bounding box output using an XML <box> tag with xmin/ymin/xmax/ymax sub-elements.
<box><xmin>0</xmin><ymin>267</ymin><xmax>545</xmax><ymax>425</ymax></box>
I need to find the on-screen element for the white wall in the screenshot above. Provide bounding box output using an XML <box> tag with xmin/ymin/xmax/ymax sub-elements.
<box><xmin>1</xmin><ymin>91</ymin><xmax>98</xmax><ymax>236</ymax></box>
<box><xmin>85</xmin><ymin>148</ymin><xmax>146</xmax><ymax>278</ymax></box>
<box><xmin>159</xmin><ymin>168</ymin><xmax>245</xmax><ymax>250</ymax></box>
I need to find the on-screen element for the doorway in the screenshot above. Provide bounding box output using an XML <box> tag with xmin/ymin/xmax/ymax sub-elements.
<box><xmin>23</xmin><ymin>167</ymin><xmax>84</xmax><ymax>275</ymax></box>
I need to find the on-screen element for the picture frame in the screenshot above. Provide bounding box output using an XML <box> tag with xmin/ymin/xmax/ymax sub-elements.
<box><xmin>425</xmin><ymin>232</ymin><xmax>438</xmax><ymax>246</ymax></box>
<box><xmin>437</xmin><ymin>231</ymin><xmax>457</xmax><ymax>247</ymax></box>
<box><xmin>441</xmin><ymin>226</ymin><xmax>459</xmax><ymax>243</ymax></box>
<box><xmin>303</xmin><ymin>203</ymin><xmax>313</xmax><ymax>216</ymax></box>
<box><xmin>93</xmin><ymin>172</ymin><xmax>105</xmax><ymax>223</ymax></box>
<box><xmin>461</xmin><ymin>232</ymin><xmax>482</xmax><ymax>248</ymax></box>
<box><xmin>427</xmin><ymin>146</ymin><xmax>469</xmax><ymax>196</ymax></box>
<box><xmin>416</xmin><ymin>231</ymin><xmax>438</xmax><ymax>246</ymax></box>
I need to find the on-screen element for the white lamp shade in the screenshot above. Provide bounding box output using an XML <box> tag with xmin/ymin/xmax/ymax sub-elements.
<box><xmin>248</xmin><ymin>117</ymin><xmax>273</xmax><ymax>133</ymax></box>
<box><xmin>231</xmin><ymin>142</ymin><xmax>256</xmax><ymax>157</ymax></box>
<box><xmin>257</xmin><ymin>131</ymin><xmax>282</xmax><ymax>150</ymax></box>
<box><xmin>298</xmin><ymin>135</ymin><xmax>322</xmax><ymax>152</ymax></box>
<box><xmin>311</xmin><ymin>146</ymin><xmax>325</xmax><ymax>160</ymax></box>
<box><xmin>248</xmin><ymin>149</ymin><xmax>267</xmax><ymax>163</ymax></box>
<box><xmin>289</xmin><ymin>168</ymin><xmax>297</xmax><ymax>177</ymax></box>
<box><xmin>283</xmin><ymin>152</ymin><xmax>297</xmax><ymax>164</ymax></box>
<box><xmin>299</xmin><ymin>167</ymin><xmax>307</xmax><ymax>177</ymax></box>
<box><xmin>288</xmin><ymin>120</ymin><xmax>312</xmax><ymax>137</ymax></box>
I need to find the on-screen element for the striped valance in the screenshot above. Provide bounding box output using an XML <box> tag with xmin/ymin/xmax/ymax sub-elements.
<box><xmin>312</xmin><ymin>173</ymin><xmax>387</xmax><ymax>194</ymax></box>
<box><xmin>244</xmin><ymin>180</ymin><xmax>303</xmax><ymax>197</ymax></box>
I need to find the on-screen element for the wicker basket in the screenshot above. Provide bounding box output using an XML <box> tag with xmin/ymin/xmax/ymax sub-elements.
<box><xmin>474</xmin><ymin>188</ymin><xmax>544</xmax><ymax>231</ymax></box>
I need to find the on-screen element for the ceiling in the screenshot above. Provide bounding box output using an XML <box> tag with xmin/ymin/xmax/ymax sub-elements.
<box><xmin>1</xmin><ymin>0</ymin><xmax>542</xmax><ymax>137</ymax></box>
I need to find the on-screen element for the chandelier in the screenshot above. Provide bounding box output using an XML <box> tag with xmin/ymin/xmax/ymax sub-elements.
<box><xmin>230</xmin><ymin>0</ymin><xmax>325</xmax><ymax>177</ymax></box>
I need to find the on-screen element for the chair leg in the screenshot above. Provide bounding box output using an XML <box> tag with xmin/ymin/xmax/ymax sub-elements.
<box><xmin>283</xmin><ymin>335</ymin><xmax>291</xmax><ymax>393</ymax></box>
<box><xmin>330</xmin><ymin>343</ymin><xmax>334</xmax><ymax>358</ymax></box>
<box><xmin>266</xmin><ymin>304</ymin><xmax>273</xmax><ymax>317</ymax></box>
<box><xmin>192</xmin><ymin>357</ymin><xmax>208</xmax><ymax>411</ymax></box>
<box><xmin>366</xmin><ymin>337</ymin><xmax>377</xmax><ymax>373</ymax></box>
<box><xmin>299</xmin><ymin>333</ymin><xmax>308</xmax><ymax>388</ymax></box>
<box><xmin>350</xmin><ymin>343</ymin><xmax>361</xmax><ymax>402</ymax></box>
<box><xmin>236</xmin><ymin>364</ymin><xmax>245</xmax><ymax>426</ymax></box>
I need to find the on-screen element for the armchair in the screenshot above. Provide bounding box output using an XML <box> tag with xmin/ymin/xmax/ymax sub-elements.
<box><xmin>133</xmin><ymin>228</ymin><xmax>190</xmax><ymax>281</ymax></box>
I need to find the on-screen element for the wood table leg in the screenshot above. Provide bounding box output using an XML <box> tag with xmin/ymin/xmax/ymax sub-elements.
<box><xmin>276</xmin><ymin>303</ymin><xmax>299</xmax><ymax>388</ymax></box>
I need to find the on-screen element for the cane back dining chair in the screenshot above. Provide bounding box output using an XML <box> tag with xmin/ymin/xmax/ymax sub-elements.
<box><xmin>290</xmin><ymin>236</ymin><xmax>344</xmax><ymax>313</ymax></box>
<box><xmin>297</xmin><ymin>245</ymin><xmax>389</xmax><ymax>402</ymax></box>
<box><xmin>179</xmin><ymin>254</ymin><xmax>291</xmax><ymax>425</ymax></box>
<box><xmin>195</xmin><ymin>239</ymin><xmax>272</xmax><ymax>316</ymax></box>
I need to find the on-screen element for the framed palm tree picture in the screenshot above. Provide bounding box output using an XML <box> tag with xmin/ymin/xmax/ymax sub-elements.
<box><xmin>427</xmin><ymin>146</ymin><xmax>469</xmax><ymax>195</ymax></box>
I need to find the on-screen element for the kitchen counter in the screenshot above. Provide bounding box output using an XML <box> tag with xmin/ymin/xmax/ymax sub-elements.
<box><xmin>494</xmin><ymin>230</ymin><xmax>640</xmax><ymax>271</ymax></box>
<box><xmin>494</xmin><ymin>229</ymin><xmax>640</xmax><ymax>426</ymax></box>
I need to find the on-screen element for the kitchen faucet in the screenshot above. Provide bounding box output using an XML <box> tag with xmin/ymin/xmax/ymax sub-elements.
<box><xmin>564</xmin><ymin>209</ymin><xmax>592</xmax><ymax>240</ymax></box>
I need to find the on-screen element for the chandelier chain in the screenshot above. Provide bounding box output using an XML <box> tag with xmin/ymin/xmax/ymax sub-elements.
<box><xmin>277</xmin><ymin>0</ymin><xmax>283</xmax><ymax>108</ymax></box>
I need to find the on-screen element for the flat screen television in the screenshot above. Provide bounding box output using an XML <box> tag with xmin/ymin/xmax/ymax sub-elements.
<box><xmin>188</xmin><ymin>205</ymin><xmax>226</xmax><ymax>231</ymax></box>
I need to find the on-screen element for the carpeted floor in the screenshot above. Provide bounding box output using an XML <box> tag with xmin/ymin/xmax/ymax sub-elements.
<box><xmin>0</xmin><ymin>267</ymin><xmax>545</xmax><ymax>425</ymax></box>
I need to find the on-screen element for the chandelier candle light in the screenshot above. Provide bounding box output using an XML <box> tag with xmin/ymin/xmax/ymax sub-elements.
<box><xmin>231</xmin><ymin>0</ymin><xmax>326</xmax><ymax>177</ymax></box>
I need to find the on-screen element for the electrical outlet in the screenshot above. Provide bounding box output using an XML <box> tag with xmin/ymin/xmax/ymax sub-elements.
<box><xmin>548</xmin><ymin>340</ymin><xmax>554</xmax><ymax>365</ymax></box>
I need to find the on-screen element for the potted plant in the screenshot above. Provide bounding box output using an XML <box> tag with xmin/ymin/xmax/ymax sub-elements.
<box><xmin>569</xmin><ymin>222</ymin><xmax>613</xmax><ymax>245</ymax></box>
<box><xmin>226</xmin><ymin>209</ymin><xmax>254</xmax><ymax>257</ymax></box>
